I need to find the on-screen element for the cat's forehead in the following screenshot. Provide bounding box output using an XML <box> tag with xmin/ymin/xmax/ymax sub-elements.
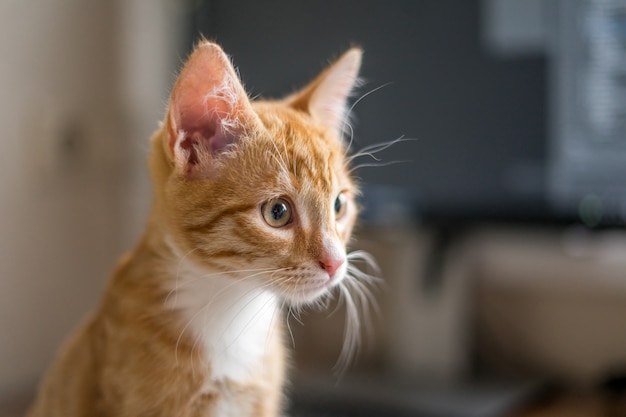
<box><xmin>254</xmin><ymin>103</ymin><xmax>331</xmax><ymax>144</ymax></box>
<box><xmin>251</xmin><ymin>103</ymin><xmax>350</xmax><ymax>192</ymax></box>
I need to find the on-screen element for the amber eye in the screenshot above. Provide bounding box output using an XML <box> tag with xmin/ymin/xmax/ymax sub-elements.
<box><xmin>262</xmin><ymin>198</ymin><xmax>292</xmax><ymax>228</ymax></box>
<box><xmin>334</xmin><ymin>192</ymin><xmax>348</xmax><ymax>219</ymax></box>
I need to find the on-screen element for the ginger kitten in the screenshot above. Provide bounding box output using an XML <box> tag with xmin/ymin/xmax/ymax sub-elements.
<box><xmin>27</xmin><ymin>41</ymin><xmax>369</xmax><ymax>417</ymax></box>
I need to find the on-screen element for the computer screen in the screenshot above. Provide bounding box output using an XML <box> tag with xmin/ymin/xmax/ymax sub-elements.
<box><xmin>186</xmin><ymin>0</ymin><xmax>625</xmax><ymax>226</ymax></box>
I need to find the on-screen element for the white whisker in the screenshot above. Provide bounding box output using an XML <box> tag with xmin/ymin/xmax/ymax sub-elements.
<box><xmin>165</xmin><ymin>266</ymin><xmax>279</xmax><ymax>305</ymax></box>
<box><xmin>266</xmin><ymin>287</ymin><xmax>292</xmax><ymax>351</ymax></box>
<box><xmin>351</xmin><ymin>160</ymin><xmax>410</xmax><ymax>172</ymax></box>
<box><xmin>331</xmin><ymin>250</ymin><xmax>382</xmax><ymax>374</ymax></box>
<box><xmin>285</xmin><ymin>307</ymin><xmax>297</xmax><ymax>348</ymax></box>
<box><xmin>346</xmin><ymin>136</ymin><xmax>416</xmax><ymax>164</ymax></box>
<box><xmin>334</xmin><ymin>282</ymin><xmax>361</xmax><ymax>375</ymax></box>
<box><xmin>343</xmin><ymin>82</ymin><xmax>393</xmax><ymax>151</ymax></box>
<box><xmin>223</xmin><ymin>286</ymin><xmax>279</xmax><ymax>352</ymax></box>
<box><xmin>271</xmin><ymin>250</ymin><xmax>382</xmax><ymax>375</ymax></box>
<box><xmin>348</xmin><ymin>250</ymin><xmax>381</xmax><ymax>274</ymax></box>
<box><xmin>269</xmin><ymin>140</ymin><xmax>290</xmax><ymax>176</ymax></box>
<box><xmin>216</xmin><ymin>269</ymin><xmax>290</xmax><ymax>345</ymax></box>
<box><xmin>344</xmin><ymin>276</ymin><xmax>378</xmax><ymax>341</ymax></box>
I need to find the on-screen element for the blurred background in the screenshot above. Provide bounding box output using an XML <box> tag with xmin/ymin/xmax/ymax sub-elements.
<box><xmin>1</xmin><ymin>0</ymin><xmax>626</xmax><ymax>416</ymax></box>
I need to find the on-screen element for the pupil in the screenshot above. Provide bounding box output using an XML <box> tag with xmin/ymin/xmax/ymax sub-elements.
<box><xmin>272</xmin><ymin>203</ymin><xmax>286</xmax><ymax>220</ymax></box>
<box><xmin>334</xmin><ymin>197</ymin><xmax>341</xmax><ymax>213</ymax></box>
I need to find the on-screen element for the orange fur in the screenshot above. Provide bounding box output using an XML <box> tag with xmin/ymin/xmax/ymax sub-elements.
<box><xmin>27</xmin><ymin>41</ymin><xmax>363</xmax><ymax>417</ymax></box>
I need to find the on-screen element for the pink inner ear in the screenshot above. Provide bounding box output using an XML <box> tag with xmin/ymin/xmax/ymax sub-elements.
<box><xmin>171</xmin><ymin>86</ymin><xmax>237</xmax><ymax>162</ymax></box>
<box><xmin>166</xmin><ymin>43</ymin><xmax>249</xmax><ymax>175</ymax></box>
<box><xmin>177</xmin><ymin>119</ymin><xmax>234</xmax><ymax>166</ymax></box>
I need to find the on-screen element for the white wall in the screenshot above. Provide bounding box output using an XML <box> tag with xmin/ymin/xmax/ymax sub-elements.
<box><xmin>0</xmin><ymin>0</ymin><xmax>184</xmax><ymax>402</ymax></box>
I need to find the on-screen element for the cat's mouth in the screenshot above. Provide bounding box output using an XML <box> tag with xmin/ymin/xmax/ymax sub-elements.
<box><xmin>303</xmin><ymin>280</ymin><xmax>332</xmax><ymax>293</ymax></box>
<box><xmin>282</xmin><ymin>272</ymin><xmax>345</xmax><ymax>305</ymax></box>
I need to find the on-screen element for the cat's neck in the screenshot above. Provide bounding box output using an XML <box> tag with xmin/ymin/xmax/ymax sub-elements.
<box><xmin>123</xmin><ymin>219</ymin><xmax>281</xmax><ymax>383</ymax></box>
<box><xmin>165</xmin><ymin>249</ymin><xmax>279</xmax><ymax>381</ymax></box>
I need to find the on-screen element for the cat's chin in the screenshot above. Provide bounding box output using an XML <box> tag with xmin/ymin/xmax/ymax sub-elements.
<box><xmin>281</xmin><ymin>273</ymin><xmax>344</xmax><ymax>306</ymax></box>
<box><xmin>282</xmin><ymin>288</ymin><xmax>329</xmax><ymax>307</ymax></box>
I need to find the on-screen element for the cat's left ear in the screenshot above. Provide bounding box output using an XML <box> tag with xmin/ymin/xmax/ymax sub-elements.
<box><xmin>287</xmin><ymin>48</ymin><xmax>362</xmax><ymax>136</ymax></box>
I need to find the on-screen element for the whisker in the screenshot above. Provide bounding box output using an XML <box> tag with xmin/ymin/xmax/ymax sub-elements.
<box><xmin>266</xmin><ymin>286</ymin><xmax>292</xmax><ymax>351</ymax></box>
<box><xmin>334</xmin><ymin>282</ymin><xmax>361</xmax><ymax>375</ymax></box>
<box><xmin>285</xmin><ymin>307</ymin><xmax>297</xmax><ymax>348</ymax></box>
<box><xmin>290</xmin><ymin>303</ymin><xmax>305</xmax><ymax>325</ymax></box>
<box><xmin>347</xmin><ymin>268</ymin><xmax>382</xmax><ymax>314</ymax></box>
<box><xmin>343</xmin><ymin>82</ymin><xmax>394</xmax><ymax>151</ymax></box>
<box><xmin>346</xmin><ymin>136</ymin><xmax>416</xmax><ymax>164</ymax></box>
<box><xmin>269</xmin><ymin>140</ymin><xmax>290</xmax><ymax>176</ymax></box>
<box><xmin>216</xmin><ymin>269</ymin><xmax>290</xmax><ymax>344</ymax></box>
<box><xmin>350</xmin><ymin>159</ymin><xmax>411</xmax><ymax>172</ymax></box>
<box><xmin>325</xmin><ymin>290</ymin><xmax>344</xmax><ymax>319</ymax></box>
<box><xmin>344</xmin><ymin>276</ymin><xmax>378</xmax><ymax>340</ymax></box>
<box><xmin>348</xmin><ymin>250</ymin><xmax>381</xmax><ymax>275</ymax></box>
<box><xmin>351</xmin><ymin>135</ymin><xmax>412</xmax><ymax>155</ymax></box>
<box><xmin>175</xmin><ymin>297</ymin><xmax>208</xmax><ymax>367</ymax></box>
<box><xmin>167</xmin><ymin>266</ymin><xmax>281</xmax><ymax>301</ymax></box>
<box><xmin>223</xmin><ymin>287</ymin><xmax>279</xmax><ymax>352</ymax></box>
<box><xmin>190</xmin><ymin>300</ymin><xmax>211</xmax><ymax>375</ymax></box>
<box><xmin>344</xmin><ymin>122</ymin><xmax>355</xmax><ymax>151</ymax></box>
<box><xmin>328</xmin><ymin>250</ymin><xmax>382</xmax><ymax>374</ymax></box>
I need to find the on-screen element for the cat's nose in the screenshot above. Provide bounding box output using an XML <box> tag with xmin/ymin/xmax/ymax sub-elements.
<box><xmin>319</xmin><ymin>256</ymin><xmax>345</xmax><ymax>278</ymax></box>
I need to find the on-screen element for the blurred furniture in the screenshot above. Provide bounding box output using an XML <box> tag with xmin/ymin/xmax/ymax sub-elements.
<box><xmin>474</xmin><ymin>227</ymin><xmax>626</xmax><ymax>384</ymax></box>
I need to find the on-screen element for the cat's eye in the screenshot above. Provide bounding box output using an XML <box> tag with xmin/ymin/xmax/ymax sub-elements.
<box><xmin>334</xmin><ymin>192</ymin><xmax>348</xmax><ymax>219</ymax></box>
<box><xmin>262</xmin><ymin>198</ymin><xmax>293</xmax><ymax>228</ymax></box>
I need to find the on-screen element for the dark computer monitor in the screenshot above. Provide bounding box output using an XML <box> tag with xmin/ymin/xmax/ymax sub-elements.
<box><xmin>185</xmin><ymin>0</ymin><xmax>625</xmax><ymax>226</ymax></box>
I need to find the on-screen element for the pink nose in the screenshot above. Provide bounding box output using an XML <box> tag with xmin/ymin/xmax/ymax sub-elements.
<box><xmin>319</xmin><ymin>256</ymin><xmax>345</xmax><ymax>278</ymax></box>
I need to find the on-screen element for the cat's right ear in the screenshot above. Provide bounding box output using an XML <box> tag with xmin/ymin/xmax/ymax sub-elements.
<box><xmin>286</xmin><ymin>48</ymin><xmax>362</xmax><ymax>137</ymax></box>
<box><xmin>165</xmin><ymin>42</ymin><xmax>253</xmax><ymax>179</ymax></box>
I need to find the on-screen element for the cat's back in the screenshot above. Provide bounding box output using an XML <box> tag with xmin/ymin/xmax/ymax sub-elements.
<box><xmin>27</xmin><ymin>314</ymin><xmax>102</xmax><ymax>417</ymax></box>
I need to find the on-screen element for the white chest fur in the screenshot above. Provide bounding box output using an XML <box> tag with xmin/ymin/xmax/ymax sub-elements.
<box><xmin>166</xmin><ymin>259</ymin><xmax>279</xmax><ymax>383</ymax></box>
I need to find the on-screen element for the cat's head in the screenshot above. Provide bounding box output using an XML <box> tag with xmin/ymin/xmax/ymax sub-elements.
<box><xmin>150</xmin><ymin>41</ymin><xmax>362</xmax><ymax>307</ymax></box>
